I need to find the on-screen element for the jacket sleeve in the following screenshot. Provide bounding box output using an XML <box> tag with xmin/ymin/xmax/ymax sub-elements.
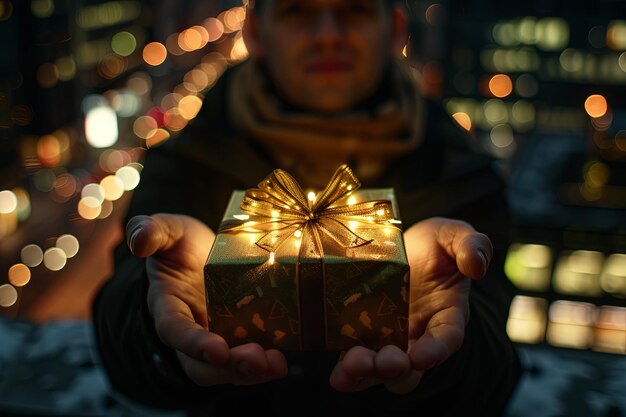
<box><xmin>91</xmin><ymin>146</ymin><xmax>230</xmax><ymax>409</ymax></box>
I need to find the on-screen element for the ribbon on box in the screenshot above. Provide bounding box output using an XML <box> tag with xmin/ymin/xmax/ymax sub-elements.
<box><xmin>221</xmin><ymin>164</ymin><xmax>398</xmax><ymax>257</ymax></box>
<box><xmin>220</xmin><ymin>164</ymin><xmax>399</xmax><ymax>349</ymax></box>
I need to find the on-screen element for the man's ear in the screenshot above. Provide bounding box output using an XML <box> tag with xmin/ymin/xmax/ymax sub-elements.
<box><xmin>390</xmin><ymin>5</ymin><xmax>409</xmax><ymax>59</ymax></box>
<box><xmin>242</xmin><ymin>9</ymin><xmax>265</xmax><ymax>60</ymax></box>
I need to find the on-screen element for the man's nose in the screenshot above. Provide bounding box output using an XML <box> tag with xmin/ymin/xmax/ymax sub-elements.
<box><xmin>311</xmin><ymin>9</ymin><xmax>343</xmax><ymax>43</ymax></box>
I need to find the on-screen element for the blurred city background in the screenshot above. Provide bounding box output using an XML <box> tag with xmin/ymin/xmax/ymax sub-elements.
<box><xmin>0</xmin><ymin>0</ymin><xmax>625</xmax><ymax>416</ymax></box>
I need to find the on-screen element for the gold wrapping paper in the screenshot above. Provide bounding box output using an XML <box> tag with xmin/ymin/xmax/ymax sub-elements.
<box><xmin>204</xmin><ymin>166</ymin><xmax>409</xmax><ymax>351</ymax></box>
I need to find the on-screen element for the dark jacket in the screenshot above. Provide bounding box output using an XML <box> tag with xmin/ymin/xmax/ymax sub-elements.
<box><xmin>92</xmin><ymin>64</ymin><xmax>521</xmax><ymax>416</ymax></box>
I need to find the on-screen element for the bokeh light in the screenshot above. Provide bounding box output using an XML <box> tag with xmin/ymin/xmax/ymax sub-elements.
<box><xmin>111</xmin><ymin>31</ymin><xmax>137</xmax><ymax>57</ymax></box>
<box><xmin>21</xmin><ymin>244</ymin><xmax>43</xmax><ymax>267</ymax></box>
<box><xmin>178</xmin><ymin>95</ymin><xmax>203</xmax><ymax>120</ymax></box>
<box><xmin>145</xmin><ymin>128</ymin><xmax>171</xmax><ymax>148</ymax></box>
<box><xmin>52</xmin><ymin>173</ymin><xmax>78</xmax><ymax>202</ymax></box>
<box><xmin>98</xmin><ymin>199</ymin><xmax>114</xmax><ymax>219</ymax></box>
<box><xmin>8</xmin><ymin>263</ymin><xmax>31</xmax><ymax>287</ymax></box>
<box><xmin>143</xmin><ymin>42</ymin><xmax>167</xmax><ymax>66</ymax></box>
<box><xmin>82</xmin><ymin>183</ymin><xmax>105</xmax><ymax>204</ymax></box>
<box><xmin>0</xmin><ymin>0</ymin><xmax>14</xmax><ymax>22</ymax></box>
<box><xmin>0</xmin><ymin>284</ymin><xmax>18</xmax><ymax>308</ymax></box>
<box><xmin>37</xmin><ymin>63</ymin><xmax>59</xmax><ymax>88</ymax></box>
<box><xmin>506</xmin><ymin>295</ymin><xmax>547</xmax><ymax>344</ymax></box>
<box><xmin>203</xmin><ymin>17</ymin><xmax>225</xmax><ymax>42</ymax></box>
<box><xmin>452</xmin><ymin>112</ymin><xmax>472</xmax><ymax>131</ymax></box>
<box><xmin>13</xmin><ymin>187</ymin><xmax>31</xmax><ymax>221</ymax></box>
<box><xmin>43</xmin><ymin>247</ymin><xmax>67</xmax><ymax>271</ymax></box>
<box><xmin>584</xmin><ymin>94</ymin><xmax>608</xmax><ymax>118</ymax></box>
<box><xmin>488</xmin><ymin>74</ymin><xmax>513</xmax><ymax>98</ymax></box>
<box><xmin>116</xmin><ymin>165</ymin><xmax>141</xmax><ymax>190</ymax></box>
<box><xmin>100</xmin><ymin>175</ymin><xmax>124</xmax><ymax>201</ymax></box>
<box><xmin>37</xmin><ymin>134</ymin><xmax>61</xmax><ymax>167</ymax></box>
<box><xmin>133</xmin><ymin>115</ymin><xmax>158</xmax><ymax>139</ymax></box>
<box><xmin>85</xmin><ymin>105</ymin><xmax>119</xmax><ymax>148</ymax></box>
<box><xmin>56</xmin><ymin>234</ymin><xmax>79</xmax><ymax>258</ymax></box>
<box><xmin>78</xmin><ymin>196</ymin><xmax>102</xmax><ymax>220</ymax></box>
<box><xmin>31</xmin><ymin>0</ymin><xmax>54</xmax><ymax>18</ymax></box>
<box><xmin>0</xmin><ymin>190</ymin><xmax>18</xmax><ymax>214</ymax></box>
<box><xmin>56</xmin><ymin>56</ymin><xmax>76</xmax><ymax>81</ymax></box>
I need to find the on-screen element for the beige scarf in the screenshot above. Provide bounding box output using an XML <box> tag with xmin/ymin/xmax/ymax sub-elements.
<box><xmin>228</xmin><ymin>59</ymin><xmax>424</xmax><ymax>189</ymax></box>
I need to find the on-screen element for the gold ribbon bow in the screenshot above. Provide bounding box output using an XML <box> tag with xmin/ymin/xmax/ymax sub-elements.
<box><xmin>223</xmin><ymin>164</ymin><xmax>397</xmax><ymax>259</ymax></box>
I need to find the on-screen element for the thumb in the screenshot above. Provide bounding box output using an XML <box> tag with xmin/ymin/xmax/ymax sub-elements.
<box><xmin>126</xmin><ymin>214</ymin><xmax>179</xmax><ymax>258</ymax></box>
<box><xmin>438</xmin><ymin>220</ymin><xmax>493</xmax><ymax>280</ymax></box>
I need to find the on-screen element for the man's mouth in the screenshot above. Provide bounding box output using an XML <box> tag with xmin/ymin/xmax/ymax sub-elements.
<box><xmin>305</xmin><ymin>59</ymin><xmax>352</xmax><ymax>73</ymax></box>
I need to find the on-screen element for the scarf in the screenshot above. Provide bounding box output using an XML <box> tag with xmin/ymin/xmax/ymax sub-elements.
<box><xmin>227</xmin><ymin>59</ymin><xmax>424</xmax><ymax>189</ymax></box>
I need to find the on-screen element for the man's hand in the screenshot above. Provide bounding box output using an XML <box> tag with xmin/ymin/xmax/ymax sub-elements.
<box><xmin>330</xmin><ymin>217</ymin><xmax>493</xmax><ymax>394</ymax></box>
<box><xmin>126</xmin><ymin>213</ymin><xmax>288</xmax><ymax>387</ymax></box>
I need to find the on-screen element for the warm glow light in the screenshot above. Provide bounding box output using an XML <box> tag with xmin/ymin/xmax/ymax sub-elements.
<box><xmin>21</xmin><ymin>244</ymin><xmax>43</xmax><ymax>267</ymax></box>
<box><xmin>504</xmin><ymin>243</ymin><xmax>552</xmax><ymax>291</ymax></box>
<box><xmin>37</xmin><ymin>62</ymin><xmax>59</xmax><ymax>88</ymax></box>
<box><xmin>82</xmin><ymin>183</ymin><xmax>105</xmax><ymax>205</ymax></box>
<box><xmin>43</xmin><ymin>247</ymin><xmax>67</xmax><ymax>271</ymax></box>
<box><xmin>78</xmin><ymin>196</ymin><xmax>102</xmax><ymax>220</ymax></box>
<box><xmin>546</xmin><ymin>300</ymin><xmax>595</xmax><ymax>349</ymax></box>
<box><xmin>452</xmin><ymin>112</ymin><xmax>472</xmax><ymax>131</ymax></box>
<box><xmin>0</xmin><ymin>284</ymin><xmax>18</xmax><ymax>308</ymax></box>
<box><xmin>116</xmin><ymin>165</ymin><xmax>141</xmax><ymax>190</ymax></box>
<box><xmin>8</xmin><ymin>264</ymin><xmax>31</xmax><ymax>287</ymax></box>
<box><xmin>230</xmin><ymin>35</ymin><xmax>249</xmax><ymax>61</ymax></box>
<box><xmin>506</xmin><ymin>295</ymin><xmax>547</xmax><ymax>344</ymax></box>
<box><xmin>143</xmin><ymin>42</ymin><xmax>167</xmax><ymax>66</ymax></box>
<box><xmin>593</xmin><ymin>306</ymin><xmax>626</xmax><ymax>354</ymax></box>
<box><xmin>100</xmin><ymin>175</ymin><xmax>125</xmax><ymax>201</ymax></box>
<box><xmin>53</xmin><ymin>173</ymin><xmax>78</xmax><ymax>201</ymax></box>
<box><xmin>584</xmin><ymin>94</ymin><xmax>608</xmax><ymax>118</ymax></box>
<box><xmin>488</xmin><ymin>74</ymin><xmax>513</xmax><ymax>98</ymax></box>
<box><xmin>179</xmin><ymin>28</ymin><xmax>201</xmax><ymax>52</ymax></box>
<box><xmin>37</xmin><ymin>134</ymin><xmax>61</xmax><ymax>167</ymax></box>
<box><xmin>268</xmin><ymin>252</ymin><xmax>275</xmax><ymax>265</ymax></box>
<box><xmin>294</xmin><ymin>230</ymin><xmax>302</xmax><ymax>238</ymax></box>
<box><xmin>145</xmin><ymin>128</ymin><xmax>171</xmax><ymax>148</ymax></box>
<box><xmin>133</xmin><ymin>115</ymin><xmax>158</xmax><ymax>139</ymax></box>
<box><xmin>554</xmin><ymin>250</ymin><xmax>603</xmax><ymax>296</ymax></box>
<box><xmin>202</xmin><ymin>17</ymin><xmax>224</xmax><ymax>42</ymax></box>
<box><xmin>178</xmin><ymin>95</ymin><xmax>203</xmax><ymax>120</ymax></box>
<box><xmin>0</xmin><ymin>190</ymin><xmax>18</xmax><ymax>214</ymax></box>
<box><xmin>347</xmin><ymin>196</ymin><xmax>357</xmax><ymax>205</ymax></box>
<box><xmin>307</xmin><ymin>192</ymin><xmax>316</xmax><ymax>202</ymax></box>
<box><xmin>607</xmin><ymin>20</ymin><xmax>626</xmax><ymax>51</ymax></box>
<box><xmin>56</xmin><ymin>234</ymin><xmax>79</xmax><ymax>258</ymax></box>
<box><xmin>600</xmin><ymin>253</ymin><xmax>626</xmax><ymax>296</ymax></box>
<box><xmin>85</xmin><ymin>105</ymin><xmax>119</xmax><ymax>148</ymax></box>
<box><xmin>56</xmin><ymin>56</ymin><xmax>76</xmax><ymax>81</ymax></box>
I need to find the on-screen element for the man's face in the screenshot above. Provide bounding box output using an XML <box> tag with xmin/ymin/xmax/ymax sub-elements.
<box><xmin>245</xmin><ymin>0</ymin><xmax>406</xmax><ymax>114</ymax></box>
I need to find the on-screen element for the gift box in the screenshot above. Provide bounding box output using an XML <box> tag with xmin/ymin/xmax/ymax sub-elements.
<box><xmin>204</xmin><ymin>165</ymin><xmax>409</xmax><ymax>351</ymax></box>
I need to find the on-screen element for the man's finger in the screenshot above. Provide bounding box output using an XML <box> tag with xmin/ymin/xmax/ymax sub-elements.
<box><xmin>329</xmin><ymin>347</ymin><xmax>377</xmax><ymax>392</ymax></box>
<box><xmin>383</xmin><ymin>369</ymin><xmax>423</xmax><ymax>394</ymax></box>
<box><xmin>152</xmin><ymin>296</ymin><xmax>230</xmax><ymax>366</ymax></box>
<box><xmin>374</xmin><ymin>345</ymin><xmax>410</xmax><ymax>378</ymax></box>
<box><xmin>126</xmin><ymin>215</ymin><xmax>171</xmax><ymax>257</ymax></box>
<box><xmin>433</xmin><ymin>219</ymin><xmax>493</xmax><ymax>280</ymax></box>
<box><xmin>409</xmin><ymin>305</ymin><xmax>466</xmax><ymax>370</ymax></box>
<box><xmin>177</xmin><ymin>346</ymin><xmax>288</xmax><ymax>387</ymax></box>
